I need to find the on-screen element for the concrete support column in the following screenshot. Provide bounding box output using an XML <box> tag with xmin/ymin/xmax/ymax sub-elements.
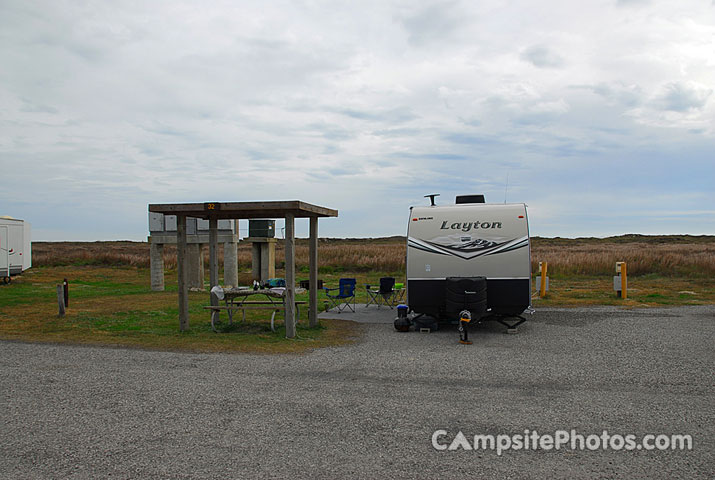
<box><xmin>250</xmin><ymin>238</ymin><xmax>277</xmax><ymax>283</ymax></box>
<box><xmin>251</xmin><ymin>243</ymin><xmax>261</xmax><ymax>282</ymax></box>
<box><xmin>150</xmin><ymin>242</ymin><xmax>165</xmax><ymax>291</ymax></box>
<box><xmin>284</xmin><ymin>213</ymin><xmax>296</xmax><ymax>339</ymax></box>
<box><xmin>186</xmin><ymin>243</ymin><xmax>204</xmax><ymax>289</ymax></box>
<box><xmin>260</xmin><ymin>242</ymin><xmax>276</xmax><ymax>281</ymax></box>
<box><xmin>223</xmin><ymin>242</ymin><xmax>238</xmax><ymax>287</ymax></box>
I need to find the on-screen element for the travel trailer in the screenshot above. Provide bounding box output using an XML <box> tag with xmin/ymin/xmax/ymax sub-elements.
<box><xmin>406</xmin><ymin>195</ymin><xmax>531</xmax><ymax>322</ymax></box>
<box><xmin>0</xmin><ymin>216</ymin><xmax>32</xmax><ymax>283</ymax></box>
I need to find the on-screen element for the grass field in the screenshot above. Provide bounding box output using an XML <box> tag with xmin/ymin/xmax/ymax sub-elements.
<box><xmin>2</xmin><ymin>235</ymin><xmax>713</xmax><ymax>352</ymax></box>
<box><xmin>0</xmin><ymin>265</ymin><xmax>363</xmax><ymax>353</ymax></box>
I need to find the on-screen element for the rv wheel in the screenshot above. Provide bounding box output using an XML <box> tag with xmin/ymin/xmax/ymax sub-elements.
<box><xmin>2</xmin><ymin>276</ymin><xmax>9</xmax><ymax>285</ymax></box>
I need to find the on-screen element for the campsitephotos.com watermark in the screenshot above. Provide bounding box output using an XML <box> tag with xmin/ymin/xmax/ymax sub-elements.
<box><xmin>432</xmin><ymin>430</ymin><xmax>693</xmax><ymax>455</ymax></box>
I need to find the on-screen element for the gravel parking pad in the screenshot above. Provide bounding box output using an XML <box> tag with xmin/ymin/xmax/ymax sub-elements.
<box><xmin>1</xmin><ymin>306</ymin><xmax>713</xmax><ymax>479</ymax></box>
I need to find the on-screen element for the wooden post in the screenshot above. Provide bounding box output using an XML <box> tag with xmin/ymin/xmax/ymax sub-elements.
<box><xmin>284</xmin><ymin>213</ymin><xmax>296</xmax><ymax>338</ymax></box>
<box><xmin>56</xmin><ymin>285</ymin><xmax>65</xmax><ymax>317</ymax></box>
<box><xmin>309</xmin><ymin>216</ymin><xmax>318</xmax><ymax>327</ymax></box>
<box><xmin>539</xmin><ymin>261</ymin><xmax>548</xmax><ymax>298</ymax></box>
<box><xmin>209</xmin><ymin>217</ymin><xmax>219</xmax><ymax>308</ymax></box>
<box><xmin>177</xmin><ymin>214</ymin><xmax>189</xmax><ymax>331</ymax></box>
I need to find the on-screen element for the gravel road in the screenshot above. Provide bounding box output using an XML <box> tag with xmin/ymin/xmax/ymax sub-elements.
<box><xmin>1</xmin><ymin>306</ymin><xmax>713</xmax><ymax>479</ymax></box>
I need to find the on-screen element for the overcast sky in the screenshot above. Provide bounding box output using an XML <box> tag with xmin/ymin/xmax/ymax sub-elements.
<box><xmin>1</xmin><ymin>0</ymin><xmax>713</xmax><ymax>241</ymax></box>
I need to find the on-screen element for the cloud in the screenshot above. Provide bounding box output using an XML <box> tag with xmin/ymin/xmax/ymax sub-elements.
<box><xmin>0</xmin><ymin>0</ymin><xmax>713</xmax><ymax>240</ymax></box>
<box><xmin>655</xmin><ymin>82</ymin><xmax>712</xmax><ymax>112</ymax></box>
<box><xmin>520</xmin><ymin>45</ymin><xmax>565</xmax><ymax>68</ymax></box>
<box><xmin>616</xmin><ymin>0</ymin><xmax>652</xmax><ymax>6</ymax></box>
<box><xmin>397</xmin><ymin>1</ymin><xmax>468</xmax><ymax>47</ymax></box>
<box><xmin>587</xmin><ymin>83</ymin><xmax>644</xmax><ymax>107</ymax></box>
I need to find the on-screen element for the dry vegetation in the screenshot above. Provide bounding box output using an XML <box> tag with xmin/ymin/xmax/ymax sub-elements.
<box><xmin>31</xmin><ymin>235</ymin><xmax>715</xmax><ymax>277</ymax></box>
<box><xmin>30</xmin><ymin>238</ymin><xmax>407</xmax><ymax>273</ymax></box>
<box><xmin>530</xmin><ymin>237</ymin><xmax>715</xmax><ymax>277</ymax></box>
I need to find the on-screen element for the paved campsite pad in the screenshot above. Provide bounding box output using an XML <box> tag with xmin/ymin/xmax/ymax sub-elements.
<box><xmin>319</xmin><ymin>303</ymin><xmax>399</xmax><ymax>323</ymax></box>
<box><xmin>1</xmin><ymin>306</ymin><xmax>713</xmax><ymax>479</ymax></box>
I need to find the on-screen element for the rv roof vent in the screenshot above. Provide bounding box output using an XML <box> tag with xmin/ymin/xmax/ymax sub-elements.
<box><xmin>456</xmin><ymin>194</ymin><xmax>485</xmax><ymax>204</ymax></box>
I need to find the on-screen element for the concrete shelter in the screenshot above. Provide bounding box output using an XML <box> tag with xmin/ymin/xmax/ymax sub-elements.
<box><xmin>147</xmin><ymin>201</ymin><xmax>338</xmax><ymax>338</ymax></box>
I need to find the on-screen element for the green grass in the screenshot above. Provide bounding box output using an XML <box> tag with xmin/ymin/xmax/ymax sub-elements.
<box><xmin>0</xmin><ymin>266</ymin><xmax>360</xmax><ymax>353</ymax></box>
<box><xmin>2</xmin><ymin>262</ymin><xmax>713</xmax><ymax>353</ymax></box>
<box><xmin>531</xmin><ymin>275</ymin><xmax>714</xmax><ymax>307</ymax></box>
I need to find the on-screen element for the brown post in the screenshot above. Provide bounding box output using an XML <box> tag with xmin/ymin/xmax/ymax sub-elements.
<box><xmin>309</xmin><ymin>216</ymin><xmax>318</xmax><ymax>327</ymax></box>
<box><xmin>209</xmin><ymin>217</ymin><xmax>219</xmax><ymax>308</ymax></box>
<box><xmin>177</xmin><ymin>214</ymin><xmax>189</xmax><ymax>331</ymax></box>
<box><xmin>284</xmin><ymin>213</ymin><xmax>296</xmax><ymax>338</ymax></box>
<box><xmin>56</xmin><ymin>285</ymin><xmax>65</xmax><ymax>317</ymax></box>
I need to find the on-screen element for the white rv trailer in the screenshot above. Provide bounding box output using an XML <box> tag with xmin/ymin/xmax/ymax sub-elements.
<box><xmin>406</xmin><ymin>195</ymin><xmax>531</xmax><ymax>320</ymax></box>
<box><xmin>0</xmin><ymin>216</ymin><xmax>32</xmax><ymax>283</ymax></box>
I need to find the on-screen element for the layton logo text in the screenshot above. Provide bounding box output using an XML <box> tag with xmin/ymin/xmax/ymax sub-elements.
<box><xmin>440</xmin><ymin>221</ymin><xmax>502</xmax><ymax>232</ymax></box>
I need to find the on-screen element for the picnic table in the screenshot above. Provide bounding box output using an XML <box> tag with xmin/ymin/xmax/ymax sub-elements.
<box><xmin>205</xmin><ymin>286</ymin><xmax>307</xmax><ymax>332</ymax></box>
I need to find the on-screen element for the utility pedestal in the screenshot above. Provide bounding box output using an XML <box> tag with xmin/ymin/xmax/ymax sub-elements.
<box><xmin>246</xmin><ymin>237</ymin><xmax>277</xmax><ymax>283</ymax></box>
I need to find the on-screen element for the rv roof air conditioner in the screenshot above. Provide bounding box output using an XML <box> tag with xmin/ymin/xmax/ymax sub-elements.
<box><xmin>455</xmin><ymin>194</ymin><xmax>485</xmax><ymax>204</ymax></box>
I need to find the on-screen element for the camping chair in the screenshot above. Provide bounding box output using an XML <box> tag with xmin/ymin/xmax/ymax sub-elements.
<box><xmin>324</xmin><ymin>278</ymin><xmax>357</xmax><ymax>313</ymax></box>
<box><xmin>366</xmin><ymin>277</ymin><xmax>396</xmax><ymax>309</ymax></box>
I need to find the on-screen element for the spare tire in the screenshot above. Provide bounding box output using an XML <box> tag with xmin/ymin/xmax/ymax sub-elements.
<box><xmin>445</xmin><ymin>289</ymin><xmax>486</xmax><ymax>305</ymax></box>
<box><xmin>444</xmin><ymin>276</ymin><xmax>487</xmax><ymax>320</ymax></box>
<box><xmin>446</xmin><ymin>276</ymin><xmax>487</xmax><ymax>294</ymax></box>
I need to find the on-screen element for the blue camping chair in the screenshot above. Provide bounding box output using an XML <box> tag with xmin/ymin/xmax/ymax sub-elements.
<box><xmin>324</xmin><ymin>278</ymin><xmax>357</xmax><ymax>313</ymax></box>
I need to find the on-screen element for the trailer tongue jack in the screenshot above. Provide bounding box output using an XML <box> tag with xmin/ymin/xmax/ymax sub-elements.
<box><xmin>458</xmin><ymin>310</ymin><xmax>472</xmax><ymax>345</ymax></box>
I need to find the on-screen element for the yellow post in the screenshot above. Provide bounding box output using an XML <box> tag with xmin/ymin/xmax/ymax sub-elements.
<box><xmin>539</xmin><ymin>261</ymin><xmax>548</xmax><ymax>298</ymax></box>
<box><xmin>621</xmin><ymin>262</ymin><xmax>627</xmax><ymax>299</ymax></box>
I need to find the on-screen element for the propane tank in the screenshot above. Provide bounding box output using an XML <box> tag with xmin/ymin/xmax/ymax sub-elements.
<box><xmin>394</xmin><ymin>304</ymin><xmax>410</xmax><ymax>332</ymax></box>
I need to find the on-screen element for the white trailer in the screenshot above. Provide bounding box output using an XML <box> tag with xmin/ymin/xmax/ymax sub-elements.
<box><xmin>406</xmin><ymin>195</ymin><xmax>531</xmax><ymax>324</ymax></box>
<box><xmin>0</xmin><ymin>216</ymin><xmax>32</xmax><ymax>283</ymax></box>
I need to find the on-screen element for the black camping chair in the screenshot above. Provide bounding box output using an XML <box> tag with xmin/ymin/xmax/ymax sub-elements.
<box><xmin>366</xmin><ymin>277</ymin><xmax>396</xmax><ymax>309</ymax></box>
<box><xmin>324</xmin><ymin>278</ymin><xmax>357</xmax><ymax>313</ymax></box>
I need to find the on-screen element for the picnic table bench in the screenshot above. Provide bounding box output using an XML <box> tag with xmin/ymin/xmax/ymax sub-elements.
<box><xmin>205</xmin><ymin>286</ymin><xmax>307</xmax><ymax>332</ymax></box>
